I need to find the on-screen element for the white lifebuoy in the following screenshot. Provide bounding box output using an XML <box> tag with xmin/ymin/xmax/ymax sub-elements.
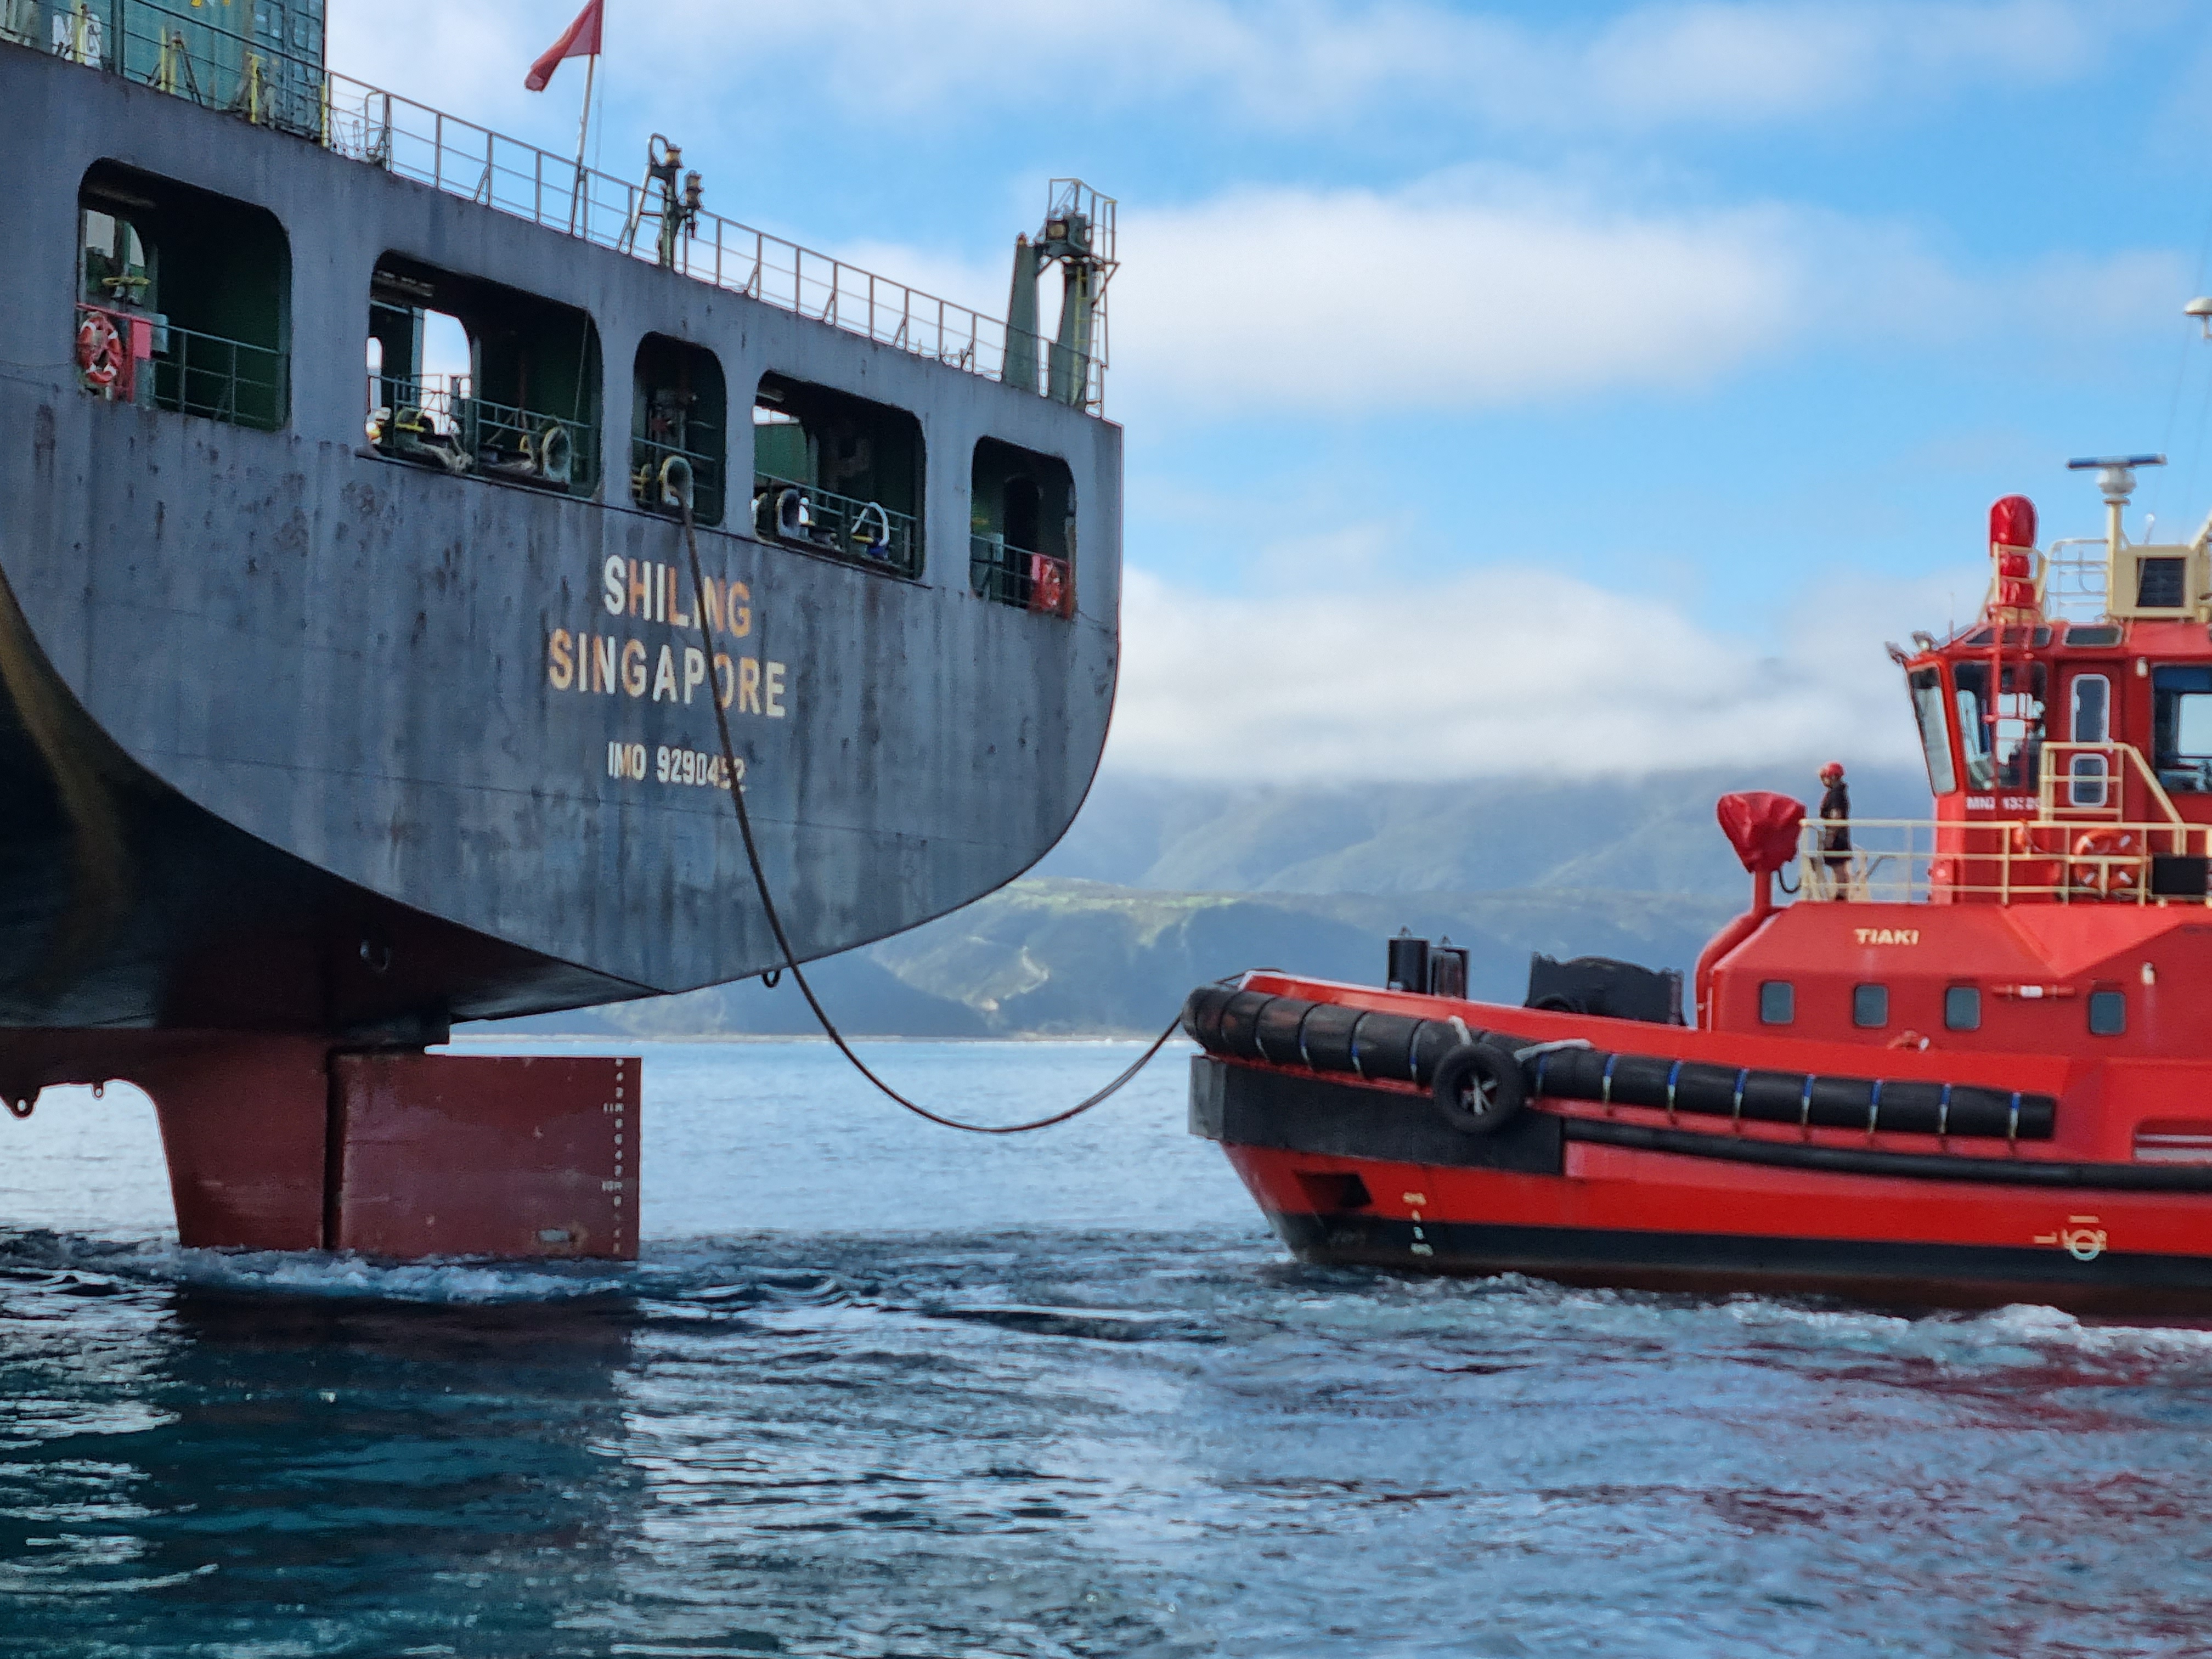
<box><xmin>2071</xmin><ymin>830</ymin><xmax>2140</xmax><ymax>896</ymax></box>
<box><xmin>76</xmin><ymin>312</ymin><xmax>124</xmax><ymax>391</ymax></box>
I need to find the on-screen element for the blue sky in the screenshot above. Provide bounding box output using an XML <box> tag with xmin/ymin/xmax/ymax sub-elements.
<box><xmin>335</xmin><ymin>1</ymin><xmax>2212</xmax><ymax>781</ymax></box>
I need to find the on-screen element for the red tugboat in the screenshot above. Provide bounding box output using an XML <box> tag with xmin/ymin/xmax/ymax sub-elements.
<box><xmin>1188</xmin><ymin>458</ymin><xmax>2212</xmax><ymax>1312</ymax></box>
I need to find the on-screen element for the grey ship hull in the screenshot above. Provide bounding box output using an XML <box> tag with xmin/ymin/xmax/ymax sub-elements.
<box><xmin>0</xmin><ymin>44</ymin><xmax>1121</xmax><ymax>1039</ymax></box>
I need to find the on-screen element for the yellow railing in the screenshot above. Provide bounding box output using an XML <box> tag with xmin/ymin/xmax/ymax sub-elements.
<box><xmin>1799</xmin><ymin>816</ymin><xmax>2207</xmax><ymax>906</ymax></box>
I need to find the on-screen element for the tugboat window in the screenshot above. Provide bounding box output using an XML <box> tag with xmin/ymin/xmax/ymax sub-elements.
<box><xmin>1951</xmin><ymin>661</ymin><xmax>2045</xmax><ymax>792</ymax></box>
<box><xmin>1852</xmin><ymin>984</ymin><xmax>1888</xmax><ymax>1029</ymax></box>
<box><xmin>76</xmin><ymin>162</ymin><xmax>290</xmax><ymax>431</ymax></box>
<box><xmin>752</xmin><ymin>373</ymin><xmax>923</xmax><ymax>577</ymax></box>
<box><xmin>2089</xmin><ymin>990</ymin><xmax>2126</xmax><ymax>1036</ymax></box>
<box><xmin>1758</xmin><ymin>981</ymin><xmax>1793</xmax><ymax>1025</ymax></box>
<box><xmin>2069</xmin><ymin>673</ymin><xmax>2111</xmax><ymax>806</ymax></box>
<box><xmin>970</xmin><ymin>438</ymin><xmax>1076</xmax><ymax>616</ymax></box>
<box><xmin>365</xmin><ymin>254</ymin><xmax>601</xmax><ymax>498</ymax></box>
<box><xmin>1908</xmin><ymin>669</ymin><xmax>1956</xmax><ymax>795</ymax></box>
<box><xmin>631</xmin><ymin>335</ymin><xmax>726</xmax><ymax>527</ymax></box>
<box><xmin>2153</xmin><ymin>665</ymin><xmax>2212</xmax><ymax>793</ymax></box>
<box><xmin>1944</xmin><ymin>986</ymin><xmax>1981</xmax><ymax>1031</ymax></box>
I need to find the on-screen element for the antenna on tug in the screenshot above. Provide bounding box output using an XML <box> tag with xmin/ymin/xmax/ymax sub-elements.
<box><xmin>2067</xmin><ymin>453</ymin><xmax>2165</xmax><ymax>559</ymax></box>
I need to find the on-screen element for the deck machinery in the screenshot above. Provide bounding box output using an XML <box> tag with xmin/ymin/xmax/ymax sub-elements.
<box><xmin>0</xmin><ymin>7</ymin><xmax>1122</xmax><ymax>1258</ymax></box>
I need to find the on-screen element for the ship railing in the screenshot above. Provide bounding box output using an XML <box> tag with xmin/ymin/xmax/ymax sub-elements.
<box><xmin>1796</xmin><ymin>815</ymin><xmax>2210</xmax><ymax>907</ymax></box>
<box><xmin>969</xmin><ymin>534</ymin><xmax>1073</xmax><ymax>618</ymax></box>
<box><xmin>314</xmin><ymin>76</ymin><xmax>1098</xmax><ymax>410</ymax></box>
<box><xmin>2040</xmin><ymin>537</ymin><xmax>2109</xmax><ymax>623</ymax></box>
<box><xmin>366</xmin><ymin>373</ymin><xmax>597</xmax><ymax>496</ymax></box>
<box><xmin>629</xmin><ymin>435</ymin><xmax>725</xmax><ymax>527</ymax></box>
<box><xmin>752</xmin><ymin>472</ymin><xmax>920</xmax><ymax>578</ymax></box>
<box><xmin>74</xmin><ymin>302</ymin><xmax>286</xmax><ymax>431</ymax></box>
<box><xmin>18</xmin><ymin>3</ymin><xmax>1107</xmax><ymax>407</ymax></box>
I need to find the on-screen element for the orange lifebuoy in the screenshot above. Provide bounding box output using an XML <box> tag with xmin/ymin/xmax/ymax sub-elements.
<box><xmin>76</xmin><ymin>312</ymin><xmax>124</xmax><ymax>391</ymax></box>
<box><xmin>2071</xmin><ymin>830</ymin><xmax>2140</xmax><ymax>896</ymax></box>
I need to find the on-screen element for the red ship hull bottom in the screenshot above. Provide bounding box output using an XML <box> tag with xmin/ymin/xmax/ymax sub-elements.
<box><xmin>1221</xmin><ymin>1138</ymin><xmax>2212</xmax><ymax>1314</ymax></box>
<box><xmin>1</xmin><ymin>1033</ymin><xmax>637</xmax><ymax>1260</ymax></box>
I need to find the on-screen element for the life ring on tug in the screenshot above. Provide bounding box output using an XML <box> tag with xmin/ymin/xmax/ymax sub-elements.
<box><xmin>2071</xmin><ymin>829</ymin><xmax>2141</xmax><ymax>896</ymax></box>
<box><xmin>76</xmin><ymin>312</ymin><xmax>124</xmax><ymax>391</ymax></box>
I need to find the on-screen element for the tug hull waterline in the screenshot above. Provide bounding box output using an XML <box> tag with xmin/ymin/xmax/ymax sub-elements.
<box><xmin>1193</xmin><ymin>473</ymin><xmax>2212</xmax><ymax>1313</ymax></box>
<box><xmin>0</xmin><ymin>27</ymin><xmax>1120</xmax><ymax>1256</ymax></box>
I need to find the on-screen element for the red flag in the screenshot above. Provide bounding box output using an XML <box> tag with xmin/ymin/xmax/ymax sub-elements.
<box><xmin>524</xmin><ymin>0</ymin><xmax>602</xmax><ymax>92</ymax></box>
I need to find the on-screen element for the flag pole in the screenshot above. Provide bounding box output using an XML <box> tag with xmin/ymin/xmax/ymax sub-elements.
<box><xmin>568</xmin><ymin>52</ymin><xmax>597</xmax><ymax>235</ymax></box>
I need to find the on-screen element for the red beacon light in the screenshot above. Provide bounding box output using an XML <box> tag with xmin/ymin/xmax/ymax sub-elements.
<box><xmin>1988</xmin><ymin>493</ymin><xmax>2040</xmax><ymax>618</ymax></box>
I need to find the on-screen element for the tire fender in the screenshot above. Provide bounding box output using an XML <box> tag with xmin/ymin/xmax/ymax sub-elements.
<box><xmin>1431</xmin><ymin>1042</ymin><xmax>1527</xmax><ymax>1137</ymax></box>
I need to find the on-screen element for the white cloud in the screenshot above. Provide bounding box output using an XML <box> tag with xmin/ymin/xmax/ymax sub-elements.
<box><xmin>330</xmin><ymin>0</ymin><xmax>2118</xmax><ymax>138</ymax></box>
<box><xmin>662</xmin><ymin>0</ymin><xmax>2103</xmax><ymax>133</ymax></box>
<box><xmin>1103</xmin><ymin>561</ymin><xmax>1971</xmax><ymax>781</ymax></box>
<box><xmin>1097</xmin><ymin>179</ymin><xmax>2180</xmax><ymax>414</ymax></box>
<box><xmin>1113</xmin><ymin>182</ymin><xmax>1804</xmax><ymax>410</ymax></box>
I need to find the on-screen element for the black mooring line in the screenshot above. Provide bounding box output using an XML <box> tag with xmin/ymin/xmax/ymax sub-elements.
<box><xmin>677</xmin><ymin>503</ymin><xmax>1178</xmax><ymax>1133</ymax></box>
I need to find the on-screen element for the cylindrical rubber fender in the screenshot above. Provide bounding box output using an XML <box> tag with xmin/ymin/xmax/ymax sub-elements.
<box><xmin>1432</xmin><ymin>1043</ymin><xmax>1527</xmax><ymax>1136</ymax></box>
<box><xmin>1214</xmin><ymin>989</ymin><xmax>1276</xmax><ymax>1059</ymax></box>
<box><xmin>1595</xmin><ymin>1052</ymin><xmax>1677</xmax><ymax>1109</ymax></box>
<box><xmin>1251</xmin><ymin>996</ymin><xmax>1314</xmax><ymax>1066</ymax></box>
<box><xmin>1181</xmin><ymin>985</ymin><xmax>1239</xmax><ymax>1048</ymax></box>
<box><xmin>1668</xmin><ymin>1061</ymin><xmax>1747</xmax><ymax>1115</ymax></box>
<box><xmin>1737</xmin><ymin>1070</ymin><xmax>1809</xmax><ymax>1125</ymax></box>
<box><xmin>1530</xmin><ymin>1044</ymin><xmax>1608</xmax><ymax>1102</ymax></box>
<box><xmin>1348</xmin><ymin>1011</ymin><xmax>1426</xmax><ymax>1082</ymax></box>
<box><xmin>1864</xmin><ymin>1078</ymin><xmax>1943</xmax><ymax>1136</ymax></box>
<box><xmin>1943</xmin><ymin>1085</ymin><xmax>2047</xmax><ymax>1139</ymax></box>
<box><xmin>1408</xmin><ymin>1020</ymin><xmax>1465</xmax><ymax>1087</ymax></box>
<box><xmin>1804</xmin><ymin>1074</ymin><xmax>1877</xmax><ymax>1130</ymax></box>
<box><xmin>1295</xmin><ymin>1002</ymin><xmax>1366</xmax><ymax>1073</ymax></box>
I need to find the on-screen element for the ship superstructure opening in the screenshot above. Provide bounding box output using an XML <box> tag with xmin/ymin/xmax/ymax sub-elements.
<box><xmin>633</xmin><ymin>334</ymin><xmax>726</xmax><ymax>527</ymax></box>
<box><xmin>970</xmin><ymin>438</ymin><xmax>1075</xmax><ymax>616</ymax></box>
<box><xmin>77</xmin><ymin>161</ymin><xmax>290</xmax><ymax>430</ymax></box>
<box><xmin>367</xmin><ymin>256</ymin><xmax>602</xmax><ymax>495</ymax></box>
<box><xmin>752</xmin><ymin>373</ymin><xmax>924</xmax><ymax>577</ymax></box>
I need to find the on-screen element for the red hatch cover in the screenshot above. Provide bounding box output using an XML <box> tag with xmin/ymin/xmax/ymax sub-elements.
<box><xmin>1717</xmin><ymin>791</ymin><xmax>1806</xmax><ymax>876</ymax></box>
<box><xmin>331</xmin><ymin>1053</ymin><xmax>636</xmax><ymax>1260</ymax></box>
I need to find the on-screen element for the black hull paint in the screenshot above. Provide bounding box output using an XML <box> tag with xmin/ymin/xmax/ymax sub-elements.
<box><xmin>1267</xmin><ymin>1210</ymin><xmax>2212</xmax><ymax>1316</ymax></box>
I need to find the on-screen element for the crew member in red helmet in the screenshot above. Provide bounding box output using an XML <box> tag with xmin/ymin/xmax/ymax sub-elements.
<box><xmin>1818</xmin><ymin>761</ymin><xmax>1851</xmax><ymax>895</ymax></box>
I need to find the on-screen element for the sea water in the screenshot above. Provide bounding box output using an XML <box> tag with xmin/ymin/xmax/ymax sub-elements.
<box><xmin>4</xmin><ymin>1040</ymin><xmax>2212</xmax><ymax>1657</ymax></box>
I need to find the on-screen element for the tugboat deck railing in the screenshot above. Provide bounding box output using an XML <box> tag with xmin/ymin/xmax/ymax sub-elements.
<box><xmin>8</xmin><ymin>3</ymin><xmax>1100</xmax><ymax>407</ymax></box>
<box><xmin>1798</xmin><ymin>814</ymin><xmax>2212</xmax><ymax>906</ymax></box>
<box><xmin>2039</xmin><ymin>537</ymin><xmax>2109</xmax><ymax>623</ymax></box>
<box><xmin>1798</xmin><ymin>741</ymin><xmax>2211</xmax><ymax>906</ymax></box>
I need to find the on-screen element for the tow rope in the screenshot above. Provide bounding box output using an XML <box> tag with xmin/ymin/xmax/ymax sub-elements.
<box><xmin>679</xmin><ymin>504</ymin><xmax>1178</xmax><ymax>1132</ymax></box>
